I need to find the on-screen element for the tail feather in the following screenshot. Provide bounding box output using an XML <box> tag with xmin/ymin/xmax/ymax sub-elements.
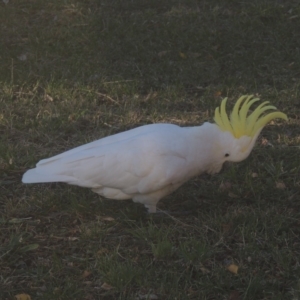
<box><xmin>22</xmin><ymin>168</ymin><xmax>73</xmax><ymax>184</ymax></box>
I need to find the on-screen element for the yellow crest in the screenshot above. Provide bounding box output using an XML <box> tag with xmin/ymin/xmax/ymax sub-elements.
<box><xmin>214</xmin><ymin>95</ymin><xmax>288</xmax><ymax>138</ymax></box>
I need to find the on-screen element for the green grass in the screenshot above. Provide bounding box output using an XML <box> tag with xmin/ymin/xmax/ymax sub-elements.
<box><xmin>1</xmin><ymin>0</ymin><xmax>300</xmax><ymax>299</ymax></box>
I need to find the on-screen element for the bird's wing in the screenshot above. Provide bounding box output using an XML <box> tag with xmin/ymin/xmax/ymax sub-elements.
<box><xmin>36</xmin><ymin>123</ymin><xmax>165</xmax><ymax>166</ymax></box>
<box><xmin>24</xmin><ymin>124</ymin><xmax>191</xmax><ymax>195</ymax></box>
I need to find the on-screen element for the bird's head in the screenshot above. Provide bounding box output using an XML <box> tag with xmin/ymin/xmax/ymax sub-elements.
<box><xmin>213</xmin><ymin>95</ymin><xmax>288</xmax><ymax>164</ymax></box>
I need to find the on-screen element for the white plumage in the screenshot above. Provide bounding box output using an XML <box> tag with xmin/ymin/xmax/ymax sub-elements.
<box><xmin>22</xmin><ymin>95</ymin><xmax>287</xmax><ymax>212</ymax></box>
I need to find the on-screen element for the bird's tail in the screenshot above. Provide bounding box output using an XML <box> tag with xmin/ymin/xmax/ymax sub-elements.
<box><xmin>22</xmin><ymin>168</ymin><xmax>73</xmax><ymax>184</ymax></box>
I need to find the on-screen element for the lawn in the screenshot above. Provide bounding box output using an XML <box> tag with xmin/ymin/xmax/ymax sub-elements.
<box><xmin>1</xmin><ymin>0</ymin><xmax>300</xmax><ymax>299</ymax></box>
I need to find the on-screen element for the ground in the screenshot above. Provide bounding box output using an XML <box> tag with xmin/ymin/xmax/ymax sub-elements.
<box><xmin>1</xmin><ymin>0</ymin><xmax>300</xmax><ymax>299</ymax></box>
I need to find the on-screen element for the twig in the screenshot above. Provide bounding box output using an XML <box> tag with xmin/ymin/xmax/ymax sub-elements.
<box><xmin>155</xmin><ymin>208</ymin><xmax>204</xmax><ymax>234</ymax></box>
<box><xmin>96</xmin><ymin>92</ymin><xmax>120</xmax><ymax>106</ymax></box>
<box><xmin>103</xmin><ymin>79</ymin><xmax>136</xmax><ymax>84</ymax></box>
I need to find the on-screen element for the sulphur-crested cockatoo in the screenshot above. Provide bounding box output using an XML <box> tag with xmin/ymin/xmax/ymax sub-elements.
<box><xmin>22</xmin><ymin>95</ymin><xmax>287</xmax><ymax>213</ymax></box>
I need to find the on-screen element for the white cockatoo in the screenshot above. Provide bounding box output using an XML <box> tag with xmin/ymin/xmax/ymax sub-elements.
<box><xmin>22</xmin><ymin>95</ymin><xmax>287</xmax><ymax>213</ymax></box>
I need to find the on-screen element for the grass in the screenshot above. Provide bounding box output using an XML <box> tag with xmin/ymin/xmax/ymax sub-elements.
<box><xmin>0</xmin><ymin>0</ymin><xmax>300</xmax><ymax>299</ymax></box>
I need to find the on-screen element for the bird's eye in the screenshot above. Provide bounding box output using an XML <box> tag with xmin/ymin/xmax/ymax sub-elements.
<box><xmin>225</xmin><ymin>153</ymin><xmax>230</xmax><ymax>157</ymax></box>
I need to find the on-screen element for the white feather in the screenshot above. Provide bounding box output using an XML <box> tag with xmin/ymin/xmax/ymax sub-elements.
<box><xmin>22</xmin><ymin>122</ymin><xmax>251</xmax><ymax>213</ymax></box>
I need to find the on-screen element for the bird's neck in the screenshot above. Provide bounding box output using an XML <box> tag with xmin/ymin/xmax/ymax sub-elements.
<box><xmin>183</xmin><ymin>122</ymin><xmax>225</xmax><ymax>174</ymax></box>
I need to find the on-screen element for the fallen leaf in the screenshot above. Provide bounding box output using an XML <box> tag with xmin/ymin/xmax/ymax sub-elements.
<box><xmin>214</xmin><ymin>91</ymin><xmax>222</xmax><ymax>97</ymax></box>
<box><xmin>97</xmin><ymin>248</ymin><xmax>109</xmax><ymax>256</ymax></box>
<box><xmin>276</xmin><ymin>181</ymin><xmax>286</xmax><ymax>189</ymax></box>
<box><xmin>15</xmin><ymin>294</ymin><xmax>31</xmax><ymax>300</ymax></box>
<box><xmin>158</xmin><ymin>51</ymin><xmax>169</xmax><ymax>57</ymax></box>
<box><xmin>261</xmin><ymin>138</ymin><xmax>268</xmax><ymax>145</ymax></box>
<box><xmin>199</xmin><ymin>265</ymin><xmax>210</xmax><ymax>274</ymax></box>
<box><xmin>219</xmin><ymin>181</ymin><xmax>232</xmax><ymax>191</ymax></box>
<box><xmin>179</xmin><ymin>52</ymin><xmax>187</xmax><ymax>59</ymax></box>
<box><xmin>101</xmin><ymin>216</ymin><xmax>115</xmax><ymax>222</ymax></box>
<box><xmin>261</xmin><ymin>138</ymin><xmax>273</xmax><ymax>147</ymax></box>
<box><xmin>101</xmin><ymin>282</ymin><xmax>114</xmax><ymax>290</ymax></box>
<box><xmin>82</xmin><ymin>270</ymin><xmax>92</xmax><ymax>278</ymax></box>
<box><xmin>227</xmin><ymin>264</ymin><xmax>239</xmax><ymax>274</ymax></box>
<box><xmin>45</xmin><ymin>94</ymin><xmax>53</xmax><ymax>102</ymax></box>
<box><xmin>68</xmin><ymin>114</ymin><xmax>75</xmax><ymax>121</ymax></box>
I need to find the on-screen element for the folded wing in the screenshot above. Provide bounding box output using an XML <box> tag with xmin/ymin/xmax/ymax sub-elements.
<box><xmin>22</xmin><ymin>124</ymin><xmax>191</xmax><ymax>199</ymax></box>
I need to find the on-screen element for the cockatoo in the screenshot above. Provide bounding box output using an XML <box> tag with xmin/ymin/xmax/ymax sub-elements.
<box><xmin>22</xmin><ymin>95</ymin><xmax>287</xmax><ymax>213</ymax></box>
